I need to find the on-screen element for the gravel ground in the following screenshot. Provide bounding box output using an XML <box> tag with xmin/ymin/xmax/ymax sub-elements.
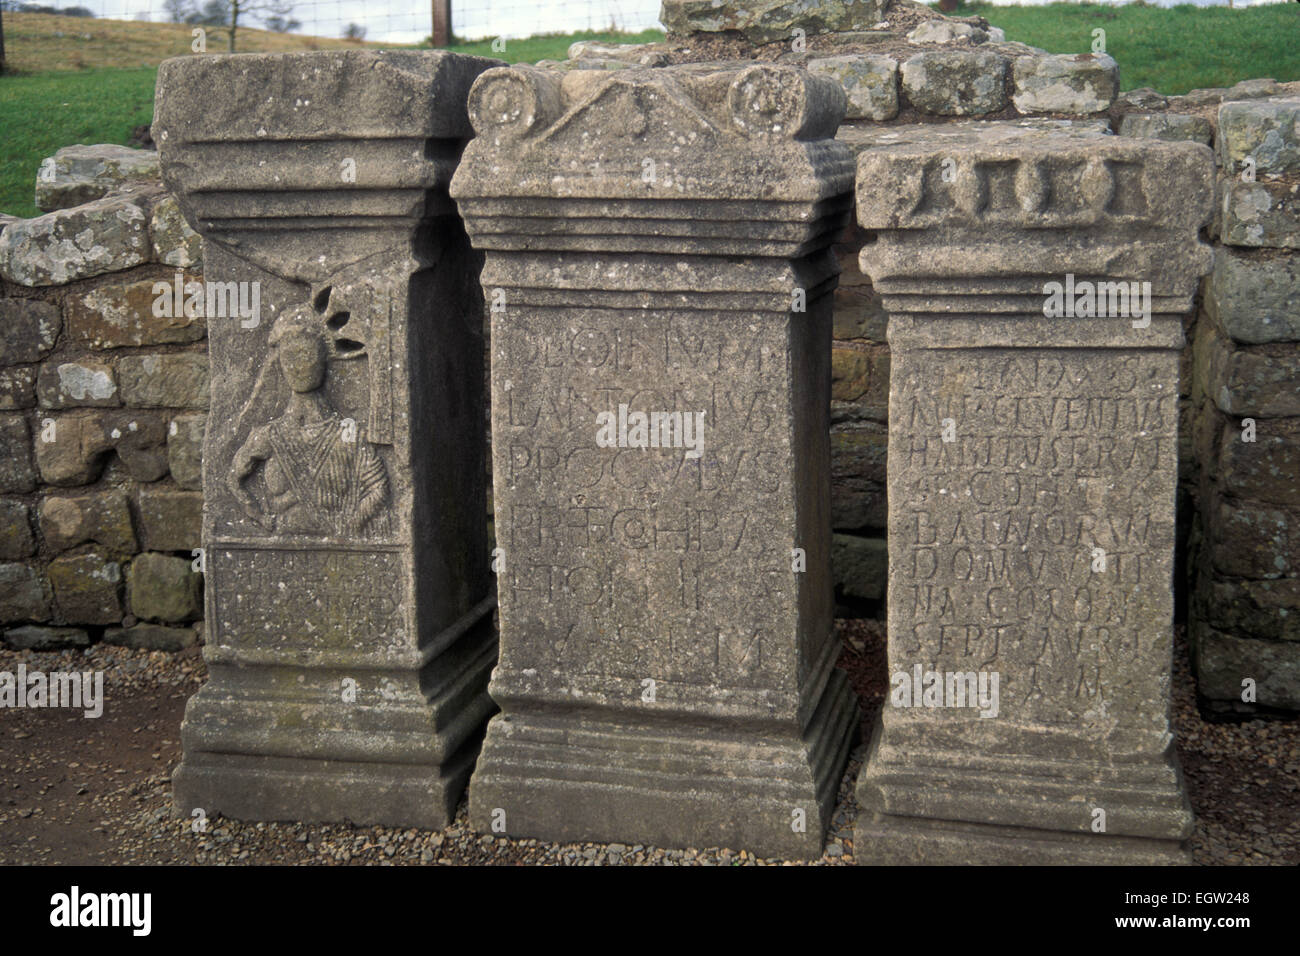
<box><xmin>0</xmin><ymin>619</ymin><xmax>1295</xmax><ymax>865</ymax></box>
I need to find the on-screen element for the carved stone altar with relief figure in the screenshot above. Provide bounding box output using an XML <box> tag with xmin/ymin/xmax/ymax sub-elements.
<box><xmin>155</xmin><ymin>49</ymin><xmax>501</xmax><ymax>827</ymax></box>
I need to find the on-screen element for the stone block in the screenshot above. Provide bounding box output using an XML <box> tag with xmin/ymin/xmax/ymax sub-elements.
<box><xmin>48</xmin><ymin>549</ymin><xmax>123</xmax><ymax>625</ymax></box>
<box><xmin>39</xmin><ymin>488</ymin><xmax>136</xmax><ymax>554</ymax></box>
<box><xmin>36</xmin><ymin>360</ymin><xmax>119</xmax><ymax>408</ymax></box>
<box><xmin>34</xmin><ymin>143</ymin><xmax>160</xmax><ymax>212</ymax></box>
<box><xmin>1206</xmin><ymin>247</ymin><xmax>1300</xmax><ymax>344</ymax></box>
<box><xmin>901</xmin><ymin>50</ymin><xmax>1008</xmax><ymax>116</ymax></box>
<box><xmin>1194</xmin><ymin>625</ymin><xmax>1300</xmax><ymax>711</ymax></box>
<box><xmin>4</xmin><ymin>625</ymin><xmax>90</xmax><ymax>650</ymax></box>
<box><xmin>0</xmin><ymin>562</ymin><xmax>51</xmax><ymax>622</ymax></box>
<box><xmin>104</xmin><ymin>621</ymin><xmax>199</xmax><ymax>651</ymax></box>
<box><xmin>1118</xmin><ymin>113</ymin><xmax>1213</xmax><ymax>145</ymax></box>
<box><xmin>136</xmin><ymin>485</ymin><xmax>201</xmax><ymax>551</ymax></box>
<box><xmin>0</xmin><ymin>298</ymin><xmax>61</xmax><ymax>364</ymax></box>
<box><xmin>807</xmin><ymin>55</ymin><xmax>898</xmax><ymax>121</ymax></box>
<box><xmin>1193</xmin><ymin>317</ymin><xmax>1300</xmax><ymax>417</ymax></box>
<box><xmin>1217</xmin><ymin>416</ymin><xmax>1300</xmax><ymax>507</ymax></box>
<box><xmin>0</xmin><ymin>413</ymin><xmax>37</xmax><ymax>493</ymax></box>
<box><xmin>831</xmin><ymin>533</ymin><xmax>886</xmax><ymax>602</ymax></box>
<box><xmin>150</xmin><ymin>195</ymin><xmax>202</xmax><ymax>267</ymax></box>
<box><xmin>1012</xmin><ymin>53</ymin><xmax>1117</xmax><ymax>115</ymax></box>
<box><xmin>1218</xmin><ymin>96</ymin><xmax>1300</xmax><ymax>176</ymax></box>
<box><xmin>127</xmin><ymin>551</ymin><xmax>201</xmax><ymax>623</ymax></box>
<box><xmin>167</xmin><ymin>413</ymin><xmax>205</xmax><ymax>490</ymax></box>
<box><xmin>0</xmin><ymin>195</ymin><xmax>149</xmax><ymax>287</ymax></box>
<box><xmin>661</xmin><ymin>0</ymin><xmax>887</xmax><ymax>42</ymax></box>
<box><xmin>117</xmin><ymin>353</ymin><xmax>209</xmax><ymax>408</ymax></box>
<box><xmin>0</xmin><ymin>367</ymin><xmax>38</xmax><ymax>409</ymax></box>
<box><xmin>0</xmin><ymin>499</ymin><xmax>35</xmax><ymax>559</ymax></box>
<box><xmin>65</xmin><ymin>276</ymin><xmax>206</xmax><ymax>349</ymax></box>
<box><xmin>1221</xmin><ymin>180</ymin><xmax>1300</xmax><ymax>249</ymax></box>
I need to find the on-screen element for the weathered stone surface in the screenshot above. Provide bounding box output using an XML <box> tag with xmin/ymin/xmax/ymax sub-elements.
<box><xmin>1203</xmin><ymin>489</ymin><xmax>1296</xmax><ymax>579</ymax></box>
<box><xmin>66</xmin><ymin>277</ymin><xmax>205</xmax><ymax>349</ymax></box>
<box><xmin>0</xmin><ymin>499</ymin><xmax>35</xmax><ymax>560</ymax></box>
<box><xmin>1195</xmin><ymin>568</ymin><xmax>1300</xmax><ymax>643</ymax></box>
<box><xmin>808</xmin><ymin>54</ymin><xmax>898</xmax><ymax>121</ymax></box>
<box><xmin>854</xmin><ymin>126</ymin><xmax>1213</xmax><ymax>864</ymax></box>
<box><xmin>831</xmin><ymin>532</ymin><xmax>886</xmax><ymax>602</ymax></box>
<box><xmin>1012</xmin><ymin>53</ymin><xmax>1116</xmax><ymax>114</ymax></box>
<box><xmin>0</xmin><ymin>367</ymin><xmax>38</xmax><ymax>409</ymax></box>
<box><xmin>1194</xmin><ymin>625</ymin><xmax>1300</xmax><ymax>711</ymax></box>
<box><xmin>661</xmin><ymin>0</ymin><xmax>887</xmax><ymax>42</ymax></box>
<box><xmin>136</xmin><ymin>485</ymin><xmax>201</xmax><ymax>551</ymax></box>
<box><xmin>453</xmin><ymin>63</ymin><xmax>858</xmax><ymax>857</ymax></box>
<box><xmin>3</xmin><ymin>625</ymin><xmax>90</xmax><ymax>650</ymax></box>
<box><xmin>567</xmin><ymin>40</ymin><xmax>669</xmax><ymax>66</ymax></box>
<box><xmin>0</xmin><ymin>298</ymin><xmax>61</xmax><ymax>363</ymax></box>
<box><xmin>116</xmin><ymin>353</ymin><xmax>208</xmax><ymax>408</ymax></box>
<box><xmin>1217</xmin><ymin>417</ymin><xmax>1300</xmax><ymax>507</ymax></box>
<box><xmin>33</xmin><ymin>410</ymin><xmax>168</xmax><ymax>485</ymax></box>
<box><xmin>39</xmin><ymin>488</ymin><xmax>136</xmax><ymax>554</ymax></box>
<box><xmin>34</xmin><ymin>143</ymin><xmax>160</xmax><ymax>212</ymax></box>
<box><xmin>0</xmin><ymin>195</ymin><xmax>150</xmax><ymax>286</ymax></box>
<box><xmin>0</xmin><ymin>563</ymin><xmax>50</xmax><ymax>622</ymax></box>
<box><xmin>901</xmin><ymin>50</ymin><xmax>1007</xmax><ymax>116</ymax></box>
<box><xmin>1218</xmin><ymin>97</ymin><xmax>1300</xmax><ymax>176</ymax></box>
<box><xmin>1118</xmin><ymin>112</ymin><xmax>1213</xmax><ymax>145</ymax></box>
<box><xmin>1207</xmin><ymin>248</ymin><xmax>1300</xmax><ymax>345</ymax></box>
<box><xmin>150</xmin><ymin>195</ymin><xmax>202</xmax><ymax>267</ymax></box>
<box><xmin>1194</xmin><ymin>319</ymin><xmax>1300</xmax><ymax>417</ymax></box>
<box><xmin>906</xmin><ymin>20</ymin><xmax>988</xmax><ymax>45</ymax></box>
<box><xmin>48</xmin><ymin>549</ymin><xmax>122</xmax><ymax>625</ymax></box>
<box><xmin>36</xmin><ymin>360</ymin><xmax>119</xmax><ymax>408</ymax></box>
<box><xmin>1224</xmin><ymin>78</ymin><xmax>1287</xmax><ymax>103</ymax></box>
<box><xmin>0</xmin><ymin>414</ymin><xmax>37</xmax><ymax>493</ymax></box>
<box><xmin>127</xmin><ymin>552</ymin><xmax>201</xmax><ymax>623</ymax></box>
<box><xmin>157</xmin><ymin>49</ymin><xmax>501</xmax><ymax>830</ymax></box>
<box><xmin>830</xmin><ymin>424</ymin><xmax>887</xmax><ymax>530</ymax></box>
<box><xmin>1221</xmin><ymin>180</ymin><xmax>1300</xmax><ymax>249</ymax></box>
<box><xmin>104</xmin><ymin>621</ymin><xmax>198</xmax><ymax>651</ymax></box>
<box><xmin>1117</xmin><ymin>87</ymin><xmax>1168</xmax><ymax>111</ymax></box>
<box><xmin>167</xmin><ymin>413</ymin><xmax>205</xmax><ymax>490</ymax></box>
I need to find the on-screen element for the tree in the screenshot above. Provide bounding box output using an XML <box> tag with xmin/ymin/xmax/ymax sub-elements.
<box><xmin>185</xmin><ymin>0</ymin><xmax>298</xmax><ymax>51</ymax></box>
<box><xmin>343</xmin><ymin>22</ymin><xmax>365</xmax><ymax>41</ymax></box>
<box><xmin>163</xmin><ymin>0</ymin><xmax>195</xmax><ymax>23</ymax></box>
<box><xmin>265</xmin><ymin>14</ymin><xmax>300</xmax><ymax>32</ymax></box>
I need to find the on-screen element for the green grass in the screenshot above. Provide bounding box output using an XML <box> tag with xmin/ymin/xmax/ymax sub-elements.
<box><xmin>0</xmin><ymin>68</ymin><xmax>157</xmax><ymax>218</ymax></box>
<box><xmin>956</xmin><ymin>2</ymin><xmax>1300</xmax><ymax>94</ymax></box>
<box><xmin>2</xmin><ymin>8</ymin><xmax>1299</xmax><ymax>217</ymax></box>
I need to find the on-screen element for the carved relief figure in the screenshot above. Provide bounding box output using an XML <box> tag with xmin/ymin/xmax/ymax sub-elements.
<box><xmin>229</xmin><ymin>307</ymin><xmax>389</xmax><ymax>537</ymax></box>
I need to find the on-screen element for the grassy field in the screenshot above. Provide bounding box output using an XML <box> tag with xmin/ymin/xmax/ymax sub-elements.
<box><xmin>1</xmin><ymin>6</ymin><xmax>1297</xmax><ymax>217</ymax></box>
<box><xmin>965</xmin><ymin>1</ymin><xmax>1300</xmax><ymax>94</ymax></box>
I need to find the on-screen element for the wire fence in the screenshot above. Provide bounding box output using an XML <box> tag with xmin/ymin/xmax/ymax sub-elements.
<box><xmin>0</xmin><ymin>0</ymin><xmax>667</xmax><ymax>46</ymax></box>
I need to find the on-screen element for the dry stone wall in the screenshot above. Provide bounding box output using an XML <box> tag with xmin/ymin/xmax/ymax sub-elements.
<box><xmin>0</xmin><ymin>145</ymin><xmax>206</xmax><ymax>655</ymax></box>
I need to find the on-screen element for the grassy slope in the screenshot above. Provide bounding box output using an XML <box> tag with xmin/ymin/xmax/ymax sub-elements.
<box><xmin>1</xmin><ymin>7</ymin><xmax>1298</xmax><ymax>216</ymax></box>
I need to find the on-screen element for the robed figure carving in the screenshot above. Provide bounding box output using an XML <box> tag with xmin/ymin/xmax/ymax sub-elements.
<box><xmin>228</xmin><ymin>307</ymin><xmax>389</xmax><ymax>537</ymax></box>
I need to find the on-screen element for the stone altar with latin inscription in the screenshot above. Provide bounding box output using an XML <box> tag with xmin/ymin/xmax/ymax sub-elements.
<box><xmin>155</xmin><ymin>49</ymin><xmax>501</xmax><ymax>827</ymax></box>
<box><xmin>452</xmin><ymin>63</ymin><xmax>860</xmax><ymax>858</ymax></box>
<box><xmin>852</xmin><ymin>124</ymin><xmax>1215</xmax><ymax>864</ymax></box>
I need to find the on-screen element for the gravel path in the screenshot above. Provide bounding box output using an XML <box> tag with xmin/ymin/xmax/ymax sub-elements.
<box><xmin>1</xmin><ymin>621</ymin><xmax>1295</xmax><ymax>865</ymax></box>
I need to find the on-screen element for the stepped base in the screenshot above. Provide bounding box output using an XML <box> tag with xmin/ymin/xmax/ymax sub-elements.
<box><xmin>468</xmin><ymin>668</ymin><xmax>859</xmax><ymax>859</ymax></box>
